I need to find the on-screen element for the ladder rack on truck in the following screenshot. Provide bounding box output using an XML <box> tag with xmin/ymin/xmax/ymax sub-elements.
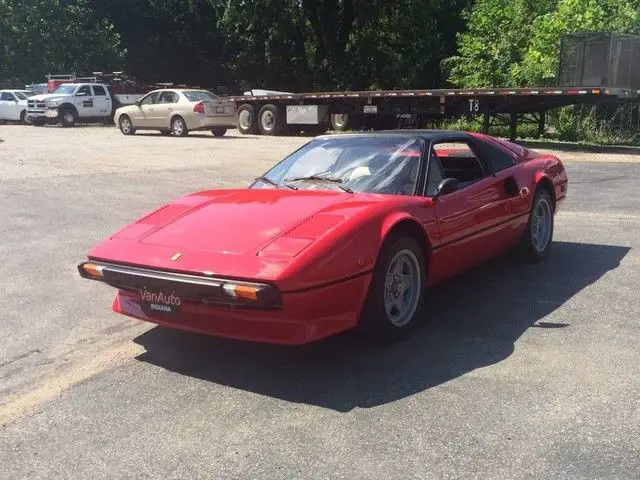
<box><xmin>228</xmin><ymin>86</ymin><xmax>640</xmax><ymax>140</ymax></box>
<box><xmin>40</xmin><ymin>71</ymin><xmax>150</xmax><ymax>106</ymax></box>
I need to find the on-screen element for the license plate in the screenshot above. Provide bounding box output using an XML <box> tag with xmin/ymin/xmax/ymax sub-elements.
<box><xmin>138</xmin><ymin>287</ymin><xmax>182</xmax><ymax>317</ymax></box>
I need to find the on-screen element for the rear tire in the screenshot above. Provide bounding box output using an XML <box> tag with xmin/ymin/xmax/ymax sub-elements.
<box><xmin>237</xmin><ymin>104</ymin><xmax>258</xmax><ymax>135</ymax></box>
<box><xmin>171</xmin><ymin>116</ymin><xmax>188</xmax><ymax>137</ymax></box>
<box><xmin>119</xmin><ymin>115</ymin><xmax>135</xmax><ymax>135</ymax></box>
<box><xmin>211</xmin><ymin>127</ymin><xmax>227</xmax><ymax>137</ymax></box>
<box><xmin>19</xmin><ymin>110</ymin><xmax>26</xmax><ymax>124</ymax></box>
<box><xmin>60</xmin><ymin>108</ymin><xmax>77</xmax><ymax>128</ymax></box>
<box><xmin>331</xmin><ymin>113</ymin><xmax>360</xmax><ymax>132</ymax></box>
<box><xmin>358</xmin><ymin>234</ymin><xmax>426</xmax><ymax>342</ymax></box>
<box><xmin>258</xmin><ymin>104</ymin><xmax>283</xmax><ymax>136</ymax></box>
<box><xmin>520</xmin><ymin>188</ymin><xmax>554</xmax><ymax>262</ymax></box>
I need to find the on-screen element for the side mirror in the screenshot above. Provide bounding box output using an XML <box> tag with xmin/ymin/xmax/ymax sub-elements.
<box><xmin>76</xmin><ymin>91</ymin><xmax>87</xmax><ymax>97</ymax></box>
<box><xmin>434</xmin><ymin>178</ymin><xmax>460</xmax><ymax>198</ymax></box>
<box><xmin>134</xmin><ymin>100</ymin><xmax>141</xmax><ymax>107</ymax></box>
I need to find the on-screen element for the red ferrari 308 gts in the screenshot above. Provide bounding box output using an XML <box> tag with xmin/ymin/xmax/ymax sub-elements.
<box><xmin>79</xmin><ymin>131</ymin><xmax>568</xmax><ymax>344</ymax></box>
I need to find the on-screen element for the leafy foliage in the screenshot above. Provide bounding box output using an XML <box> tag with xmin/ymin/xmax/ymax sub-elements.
<box><xmin>0</xmin><ymin>0</ymin><xmax>124</xmax><ymax>85</ymax></box>
<box><xmin>446</xmin><ymin>0</ymin><xmax>640</xmax><ymax>88</ymax></box>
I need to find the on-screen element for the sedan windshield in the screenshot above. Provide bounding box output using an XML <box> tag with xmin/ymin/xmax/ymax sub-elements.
<box><xmin>52</xmin><ymin>85</ymin><xmax>77</xmax><ymax>95</ymax></box>
<box><xmin>14</xmin><ymin>92</ymin><xmax>29</xmax><ymax>100</ymax></box>
<box><xmin>253</xmin><ymin>136</ymin><xmax>423</xmax><ymax>195</ymax></box>
<box><xmin>183</xmin><ymin>90</ymin><xmax>219</xmax><ymax>102</ymax></box>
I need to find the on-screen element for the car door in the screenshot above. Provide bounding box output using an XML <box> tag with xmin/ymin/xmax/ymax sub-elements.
<box><xmin>153</xmin><ymin>91</ymin><xmax>179</xmax><ymax>128</ymax></box>
<box><xmin>131</xmin><ymin>91</ymin><xmax>160</xmax><ymax>128</ymax></box>
<box><xmin>0</xmin><ymin>92</ymin><xmax>18</xmax><ymax>120</ymax></box>
<box><xmin>426</xmin><ymin>140</ymin><xmax>515</xmax><ymax>283</ymax></box>
<box><xmin>91</xmin><ymin>85</ymin><xmax>112</xmax><ymax>117</ymax></box>
<box><xmin>73</xmin><ymin>85</ymin><xmax>96</xmax><ymax>118</ymax></box>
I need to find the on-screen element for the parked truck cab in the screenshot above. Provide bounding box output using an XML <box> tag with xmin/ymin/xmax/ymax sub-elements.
<box><xmin>27</xmin><ymin>83</ymin><xmax>113</xmax><ymax>127</ymax></box>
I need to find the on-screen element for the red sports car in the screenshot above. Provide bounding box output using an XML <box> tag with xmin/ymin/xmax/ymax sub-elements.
<box><xmin>79</xmin><ymin>131</ymin><xmax>567</xmax><ymax>344</ymax></box>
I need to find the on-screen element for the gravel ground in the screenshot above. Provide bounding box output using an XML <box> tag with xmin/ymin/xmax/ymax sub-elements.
<box><xmin>0</xmin><ymin>124</ymin><xmax>639</xmax><ymax>479</ymax></box>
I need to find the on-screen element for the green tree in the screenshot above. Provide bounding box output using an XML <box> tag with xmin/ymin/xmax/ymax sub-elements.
<box><xmin>444</xmin><ymin>0</ymin><xmax>557</xmax><ymax>88</ymax></box>
<box><xmin>0</xmin><ymin>0</ymin><xmax>124</xmax><ymax>85</ymax></box>
<box><xmin>519</xmin><ymin>0</ymin><xmax>640</xmax><ymax>85</ymax></box>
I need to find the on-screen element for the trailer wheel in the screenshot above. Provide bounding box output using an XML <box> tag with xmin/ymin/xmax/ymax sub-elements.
<box><xmin>237</xmin><ymin>104</ymin><xmax>258</xmax><ymax>135</ymax></box>
<box><xmin>258</xmin><ymin>104</ymin><xmax>283</xmax><ymax>136</ymax></box>
<box><xmin>331</xmin><ymin>113</ymin><xmax>360</xmax><ymax>132</ymax></box>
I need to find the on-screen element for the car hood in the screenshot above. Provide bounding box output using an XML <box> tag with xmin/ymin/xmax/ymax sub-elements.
<box><xmin>29</xmin><ymin>93</ymin><xmax>71</xmax><ymax>102</ymax></box>
<box><xmin>87</xmin><ymin>188</ymin><xmax>390</xmax><ymax>282</ymax></box>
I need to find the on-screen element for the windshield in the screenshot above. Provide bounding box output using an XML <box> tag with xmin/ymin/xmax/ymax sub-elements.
<box><xmin>183</xmin><ymin>90</ymin><xmax>219</xmax><ymax>102</ymax></box>
<box><xmin>52</xmin><ymin>85</ymin><xmax>77</xmax><ymax>95</ymax></box>
<box><xmin>14</xmin><ymin>92</ymin><xmax>29</xmax><ymax>100</ymax></box>
<box><xmin>253</xmin><ymin>136</ymin><xmax>424</xmax><ymax>195</ymax></box>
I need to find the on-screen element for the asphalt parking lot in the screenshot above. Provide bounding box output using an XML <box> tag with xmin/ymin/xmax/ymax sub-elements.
<box><xmin>1</xmin><ymin>125</ymin><xmax>639</xmax><ymax>479</ymax></box>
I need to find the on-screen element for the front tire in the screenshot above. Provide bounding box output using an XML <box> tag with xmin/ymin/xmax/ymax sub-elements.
<box><xmin>171</xmin><ymin>116</ymin><xmax>188</xmax><ymax>137</ymax></box>
<box><xmin>358</xmin><ymin>234</ymin><xmax>426</xmax><ymax>342</ymax></box>
<box><xmin>521</xmin><ymin>188</ymin><xmax>554</xmax><ymax>262</ymax></box>
<box><xmin>119</xmin><ymin>115</ymin><xmax>136</xmax><ymax>135</ymax></box>
<box><xmin>31</xmin><ymin>119</ymin><xmax>46</xmax><ymax>127</ymax></box>
<box><xmin>19</xmin><ymin>110</ymin><xmax>27</xmax><ymax>124</ymax></box>
<box><xmin>237</xmin><ymin>104</ymin><xmax>258</xmax><ymax>135</ymax></box>
<box><xmin>60</xmin><ymin>108</ymin><xmax>77</xmax><ymax>128</ymax></box>
<box><xmin>211</xmin><ymin>127</ymin><xmax>227</xmax><ymax>137</ymax></box>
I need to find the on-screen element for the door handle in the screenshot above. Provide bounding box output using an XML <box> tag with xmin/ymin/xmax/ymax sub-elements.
<box><xmin>167</xmin><ymin>107</ymin><xmax>173</xmax><ymax>111</ymax></box>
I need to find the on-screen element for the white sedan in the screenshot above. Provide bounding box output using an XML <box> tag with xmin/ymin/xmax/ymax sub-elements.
<box><xmin>0</xmin><ymin>90</ymin><xmax>31</xmax><ymax>122</ymax></box>
<box><xmin>114</xmin><ymin>89</ymin><xmax>236</xmax><ymax>137</ymax></box>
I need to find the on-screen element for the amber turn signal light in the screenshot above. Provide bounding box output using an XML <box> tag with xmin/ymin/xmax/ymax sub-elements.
<box><xmin>223</xmin><ymin>283</ymin><xmax>259</xmax><ymax>301</ymax></box>
<box><xmin>79</xmin><ymin>262</ymin><xmax>104</xmax><ymax>279</ymax></box>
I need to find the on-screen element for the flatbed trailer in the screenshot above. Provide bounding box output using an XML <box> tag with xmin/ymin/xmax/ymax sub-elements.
<box><xmin>228</xmin><ymin>86</ymin><xmax>640</xmax><ymax>140</ymax></box>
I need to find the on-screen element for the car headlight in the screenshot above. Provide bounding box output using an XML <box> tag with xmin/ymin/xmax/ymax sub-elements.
<box><xmin>45</xmin><ymin>99</ymin><xmax>61</xmax><ymax>108</ymax></box>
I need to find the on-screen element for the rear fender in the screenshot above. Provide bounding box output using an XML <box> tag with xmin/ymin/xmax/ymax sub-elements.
<box><xmin>533</xmin><ymin>169</ymin><xmax>563</xmax><ymax>211</ymax></box>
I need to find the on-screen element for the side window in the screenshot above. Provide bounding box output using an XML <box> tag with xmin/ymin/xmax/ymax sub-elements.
<box><xmin>158</xmin><ymin>91</ymin><xmax>178</xmax><ymax>103</ymax></box>
<box><xmin>92</xmin><ymin>85</ymin><xmax>106</xmax><ymax>96</ymax></box>
<box><xmin>432</xmin><ymin>142</ymin><xmax>486</xmax><ymax>188</ymax></box>
<box><xmin>472</xmin><ymin>141</ymin><xmax>515</xmax><ymax>173</ymax></box>
<box><xmin>0</xmin><ymin>92</ymin><xmax>14</xmax><ymax>101</ymax></box>
<box><xmin>140</xmin><ymin>92</ymin><xmax>159</xmax><ymax>105</ymax></box>
<box><xmin>76</xmin><ymin>85</ymin><xmax>92</xmax><ymax>96</ymax></box>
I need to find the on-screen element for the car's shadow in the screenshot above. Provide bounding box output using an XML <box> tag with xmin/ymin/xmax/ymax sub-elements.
<box><xmin>134</xmin><ymin>132</ymin><xmax>250</xmax><ymax>140</ymax></box>
<box><xmin>133</xmin><ymin>241</ymin><xmax>629</xmax><ymax>411</ymax></box>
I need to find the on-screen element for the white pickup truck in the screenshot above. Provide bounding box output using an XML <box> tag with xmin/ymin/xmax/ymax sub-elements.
<box><xmin>26</xmin><ymin>83</ymin><xmax>114</xmax><ymax>127</ymax></box>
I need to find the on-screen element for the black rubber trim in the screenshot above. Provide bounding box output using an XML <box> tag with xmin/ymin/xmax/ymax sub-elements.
<box><xmin>282</xmin><ymin>269</ymin><xmax>373</xmax><ymax>294</ymax></box>
<box><xmin>78</xmin><ymin>261</ymin><xmax>282</xmax><ymax>309</ymax></box>
<box><xmin>433</xmin><ymin>210</ymin><xmax>531</xmax><ymax>251</ymax></box>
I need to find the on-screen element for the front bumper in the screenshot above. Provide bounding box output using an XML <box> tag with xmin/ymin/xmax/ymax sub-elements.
<box><xmin>113</xmin><ymin>272</ymin><xmax>370</xmax><ymax>345</ymax></box>
<box><xmin>80</xmin><ymin>261</ymin><xmax>371</xmax><ymax>345</ymax></box>
<box><xmin>27</xmin><ymin>108</ymin><xmax>58</xmax><ymax>120</ymax></box>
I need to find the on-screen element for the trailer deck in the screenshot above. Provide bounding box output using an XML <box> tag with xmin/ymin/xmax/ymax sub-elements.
<box><xmin>228</xmin><ymin>86</ymin><xmax>640</xmax><ymax>140</ymax></box>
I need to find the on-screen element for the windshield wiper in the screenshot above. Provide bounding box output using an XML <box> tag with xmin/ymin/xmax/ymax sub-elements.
<box><xmin>254</xmin><ymin>176</ymin><xmax>297</xmax><ymax>190</ymax></box>
<box><xmin>285</xmin><ymin>174</ymin><xmax>343</xmax><ymax>183</ymax></box>
<box><xmin>285</xmin><ymin>175</ymin><xmax>354</xmax><ymax>193</ymax></box>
